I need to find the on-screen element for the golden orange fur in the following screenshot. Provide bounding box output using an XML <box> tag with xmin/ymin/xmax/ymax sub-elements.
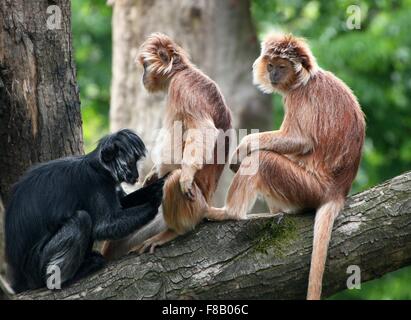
<box><xmin>210</xmin><ymin>33</ymin><xmax>365</xmax><ymax>300</ymax></box>
<box><xmin>102</xmin><ymin>33</ymin><xmax>232</xmax><ymax>255</ymax></box>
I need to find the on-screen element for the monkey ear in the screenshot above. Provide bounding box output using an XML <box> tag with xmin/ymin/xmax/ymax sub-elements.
<box><xmin>158</xmin><ymin>48</ymin><xmax>170</xmax><ymax>64</ymax></box>
<box><xmin>101</xmin><ymin>143</ymin><xmax>118</xmax><ymax>163</ymax></box>
<box><xmin>300</xmin><ymin>54</ymin><xmax>311</xmax><ymax>71</ymax></box>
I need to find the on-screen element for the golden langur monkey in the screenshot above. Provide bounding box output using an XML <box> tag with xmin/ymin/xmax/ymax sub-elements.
<box><xmin>102</xmin><ymin>33</ymin><xmax>232</xmax><ymax>256</ymax></box>
<box><xmin>209</xmin><ymin>33</ymin><xmax>365</xmax><ymax>300</ymax></box>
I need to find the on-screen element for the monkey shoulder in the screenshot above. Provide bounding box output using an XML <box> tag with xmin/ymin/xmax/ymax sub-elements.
<box><xmin>171</xmin><ymin>68</ymin><xmax>219</xmax><ymax>98</ymax></box>
<box><xmin>291</xmin><ymin>70</ymin><xmax>360</xmax><ymax>117</ymax></box>
<box><xmin>172</xmin><ymin>68</ymin><xmax>229</xmax><ymax>119</ymax></box>
<box><xmin>316</xmin><ymin>70</ymin><xmax>358</xmax><ymax>104</ymax></box>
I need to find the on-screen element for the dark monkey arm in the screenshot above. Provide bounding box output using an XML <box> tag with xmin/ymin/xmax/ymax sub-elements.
<box><xmin>119</xmin><ymin>175</ymin><xmax>168</xmax><ymax>208</ymax></box>
<box><xmin>93</xmin><ymin>202</ymin><xmax>160</xmax><ymax>241</ymax></box>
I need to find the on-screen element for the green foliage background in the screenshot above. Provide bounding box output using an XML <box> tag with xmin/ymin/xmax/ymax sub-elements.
<box><xmin>72</xmin><ymin>0</ymin><xmax>111</xmax><ymax>152</ymax></box>
<box><xmin>71</xmin><ymin>0</ymin><xmax>411</xmax><ymax>299</ymax></box>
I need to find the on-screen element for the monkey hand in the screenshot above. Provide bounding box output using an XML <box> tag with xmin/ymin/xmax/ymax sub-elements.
<box><xmin>179</xmin><ymin>173</ymin><xmax>195</xmax><ymax>201</ymax></box>
<box><xmin>229</xmin><ymin>146</ymin><xmax>245</xmax><ymax>173</ymax></box>
<box><xmin>230</xmin><ymin>133</ymin><xmax>260</xmax><ymax>172</ymax></box>
<box><xmin>148</xmin><ymin>178</ymin><xmax>166</xmax><ymax>209</ymax></box>
<box><xmin>229</xmin><ymin>162</ymin><xmax>240</xmax><ymax>173</ymax></box>
<box><xmin>143</xmin><ymin>168</ymin><xmax>159</xmax><ymax>186</ymax></box>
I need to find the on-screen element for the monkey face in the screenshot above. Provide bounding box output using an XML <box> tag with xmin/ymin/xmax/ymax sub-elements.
<box><xmin>253</xmin><ymin>56</ymin><xmax>297</xmax><ymax>94</ymax></box>
<box><xmin>253</xmin><ymin>33</ymin><xmax>319</xmax><ymax>94</ymax></box>
<box><xmin>140</xmin><ymin>60</ymin><xmax>169</xmax><ymax>93</ymax></box>
<box><xmin>137</xmin><ymin>33</ymin><xmax>188</xmax><ymax>93</ymax></box>
<box><xmin>99</xmin><ymin>129</ymin><xmax>147</xmax><ymax>184</ymax></box>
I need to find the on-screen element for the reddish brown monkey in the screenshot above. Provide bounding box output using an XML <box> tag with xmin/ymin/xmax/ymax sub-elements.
<box><xmin>208</xmin><ymin>33</ymin><xmax>365</xmax><ymax>300</ymax></box>
<box><xmin>102</xmin><ymin>33</ymin><xmax>232</xmax><ymax>256</ymax></box>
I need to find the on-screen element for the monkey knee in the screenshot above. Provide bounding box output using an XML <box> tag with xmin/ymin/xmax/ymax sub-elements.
<box><xmin>258</xmin><ymin>152</ymin><xmax>324</xmax><ymax>207</ymax></box>
<box><xmin>235</xmin><ymin>152</ymin><xmax>262</xmax><ymax>177</ymax></box>
<box><xmin>44</xmin><ymin>256</ymin><xmax>79</xmax><ymax>286</ymax></box>
<box><xmin>255</xmin><ymin>151</ymin><xmax>293</xmax><ymax>181</ymax></box>
<box><xmin>63</xmin><ymin>211</ymin><xmax>92</xmax><ymax>247</ymax></box>
<box><xmin>40</xmin><ymin>212</ymin><xmax>93</xmax><ymax>285</ymax></box>
<box><xmin>41</xmin><ymin>245</ymin><xmax>82</xmax><ymax>287</ymax></box>
<box><xmin>240</xmin><ymin>150</ymin><xmax>276</xmax><ymax>169</ymax></box>
<box><xmin>257</xmin><ymin>150</ymin><xmax>281</xmax><ymax>166</ymax></box>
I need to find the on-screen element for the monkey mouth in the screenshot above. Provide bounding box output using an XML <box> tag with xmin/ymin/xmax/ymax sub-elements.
<box><xmin>270</xmin><ymin>77</ymin><xmax>279</xmax><ymax>86</ymax></box>
<box><xmin>126</xmin><ymin>177</ymin><xmax>138</xmax><ymax>185</ymax></box>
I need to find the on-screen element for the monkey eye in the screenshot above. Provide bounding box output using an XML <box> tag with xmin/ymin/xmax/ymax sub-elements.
<box><xmin>279</xmin><ymin>65</ymin><xmax>286</xmax><ymax>69</ymax></box>
<box><xmin>267</xmin><ymin>63</ymin><xmax>273</xmax><ymax>72</ymax></box>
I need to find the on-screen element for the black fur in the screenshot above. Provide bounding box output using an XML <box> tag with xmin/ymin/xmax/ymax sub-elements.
<box><xmin>5</xmin><ymin>129</ymin><xmax>164</xmax><ymax>293</ymax></box>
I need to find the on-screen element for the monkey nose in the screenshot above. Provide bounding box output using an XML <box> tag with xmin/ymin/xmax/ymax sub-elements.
<box><xmin>270</xmin><ymin>72</ymin><xmax>279</xmax><ymax>85</ymax></box>
<box><xmin>270</xmin><ymin>78</ymin><xmax>278</xmax><ymax>85</ymax></box>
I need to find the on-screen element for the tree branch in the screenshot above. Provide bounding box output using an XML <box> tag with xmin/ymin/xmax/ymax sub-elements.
<box><xmin>16</xmin><ymin>171</ymin><xmax>411</xmax><ymax>300</ymax></box>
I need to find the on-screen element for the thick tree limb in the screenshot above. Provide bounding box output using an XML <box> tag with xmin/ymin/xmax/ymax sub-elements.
<box><xmin>16</xmin><ymin>172</ymin><xmax>411</xmax><ymax>300</ymax></box>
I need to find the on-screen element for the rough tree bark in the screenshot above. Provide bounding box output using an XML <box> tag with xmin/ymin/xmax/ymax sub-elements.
<box><xmin>0</xmin><ymin>0</ymin><xmax>84</xmax><ymax>204</ymax></box>
<box><xmin>109</xmin><ymin>0</ymin><xmax>271</xmax><ymax>206</ymax></box>
<box><xmin>0</xmin><ymin>0</ymin><xmax>83</xmax><ymax>279</ymax></box>
<box><xmin>0</xmin><ymin>197</ymin><xmax>4</xmax><ymax>275</ymax></box>
<box><xmin>17</xmin><ymin>171</ymin><xmax>411</xmax><ymax>300</ymax></box>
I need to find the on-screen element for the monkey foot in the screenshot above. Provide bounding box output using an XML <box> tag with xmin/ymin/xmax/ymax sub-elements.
<box><xmin>138</xmin><ymin>230</ymin><xmax>178</xmax><ymax>254</ymax></box>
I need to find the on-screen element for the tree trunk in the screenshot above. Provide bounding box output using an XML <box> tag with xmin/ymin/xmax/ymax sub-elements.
<box><xmin>16</xmin><ymin>171</ymin><xmax>411</xmax><ymax>300</ymax></box>
<box><xmin>0</xmin><ymin>197</ymin><xmax>4</xmax><ymax>275</ymax></box>
<box><xmin>0</xmin><ymin>0</ymin><xmax>84</xmax><ymax>205</ymax></box>
<box><xmin>109</xmin><ymin>0</ymin><xmax>271</xmax><ymax>206</ymax></box>
<box><xmin>0</xmin><ymin>0</ymin><xmax>83</xmax><ymax>280</ymax></box>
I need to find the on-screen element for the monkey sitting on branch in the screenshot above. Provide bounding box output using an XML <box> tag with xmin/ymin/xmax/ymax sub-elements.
<box><xmin>208</xmin><ymin>33</ymin><xmax>365</xmax><ymax>300</ymax></box>
<box><xmin>102</xmin><ymin>33</ymin><xmax>233</xmax><ymax>257</ymax></box>
<box><xmin>5</xmin><ymin>129</ymin><xmax>165</xmax><ymax>293</ymax></box>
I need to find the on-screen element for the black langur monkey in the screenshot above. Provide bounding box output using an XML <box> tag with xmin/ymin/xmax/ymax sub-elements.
<box><xmin>5</xmin><ymin>129</ymin><xmax>165</xmax><ymax>293</ymax></box>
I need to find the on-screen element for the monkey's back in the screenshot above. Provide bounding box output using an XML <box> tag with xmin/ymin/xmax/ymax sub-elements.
<box><xmin>169</xmin><ymin>68</ymin><xmax>233</xmax><ymax>202</ymax></box>
<box><xmin>285</xmin><ymin>69</ymin><xmax>365</xmax><ymax>197</ymax></box>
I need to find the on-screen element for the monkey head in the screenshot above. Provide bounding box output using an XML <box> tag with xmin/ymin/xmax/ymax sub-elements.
<box><xmin>137</xmin><ymin>33</ymin><xmax>189</xmax><ymax>92</ymax></box>
<box><xmin>253</xmin><ymin>33</ymin><xmax>318</xmax><ymax>94</ymax></box>
<box><xmin>98</xmin><ymin>129</ymin><xmax>147</xmax><ymax>184</ymax></box>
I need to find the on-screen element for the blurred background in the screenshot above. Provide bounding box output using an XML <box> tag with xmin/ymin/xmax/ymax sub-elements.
<box><xmin>72</xmin><ymin>0</ymin><xmax>411</xmax><ymax>299</ymax></box>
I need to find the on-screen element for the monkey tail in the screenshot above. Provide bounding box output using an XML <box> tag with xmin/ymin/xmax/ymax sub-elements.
<box><xmin>307</xmin><ymin>198</ymin><xmax>344</xmax><ymax>300</ymax></box>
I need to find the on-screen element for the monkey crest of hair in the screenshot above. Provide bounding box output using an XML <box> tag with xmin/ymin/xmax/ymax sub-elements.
<box><xmin>99</xmin><ymin>129</ymin><xmax>147</xmax><ymax>184</ymax></box>
<box><xmin>253</xmin><ymin>33</ymin><xmax>318</xmax><ymax>93</ymax></box>
<box><xmin>137</xmin><ymin>33</ymin><xmax>190</xmax><ymax>83</ymax></box>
